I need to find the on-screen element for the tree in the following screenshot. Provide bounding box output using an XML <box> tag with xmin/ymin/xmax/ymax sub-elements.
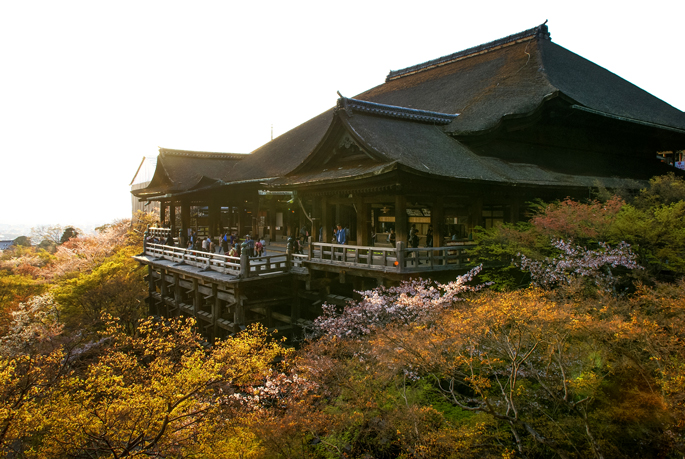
<box><xmin>30</xmin><ymin>226</ymin><xmax>63</xmax><ymax>245</ymax></box>
<box><xmin>0</xmin><ymin>294</ymin><xmax>66</xmax><ymax>456</ymax></box>
<box><xmin>36</xmin><ymin>319</ymin><xmax>289</xmax><ymax>458</ymax></box>
<box><xmin>59</xmin><ymin>227</ymin><xmax>78</xmax><ymax>244</ymax></box>
<box><xmin>12</xmin><ymin>236</ymin><xmax>31</xmax><ymax>247</ymax></box>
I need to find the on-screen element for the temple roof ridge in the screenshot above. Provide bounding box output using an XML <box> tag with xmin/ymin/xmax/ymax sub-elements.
<box><xmin>159</xmin><ymin>147</ymin><xmax>247</xmax><ymax>160</ymax></box>
<box><xmin>386</xmin><ymin>22</ymin><xmax>550</xmax><ymax>82</ymax></box>
<box><xmin>336</xmin><ymin>96</ymin><xmax>459</xmax><ymax>125</ymax></box>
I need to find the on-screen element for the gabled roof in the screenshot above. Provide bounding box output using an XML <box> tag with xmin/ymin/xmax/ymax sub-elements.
<box><xmin>134</xmin><ymin>23</ymin><xmax>685</xmax><ymax>198</ymax></box>
<box><xmin>132</xmin><ymin>148</ymin><xmax>247</xmax><ymax>197</ymax></box>
<box><xmin>357</xmin><ymin>22</ymin><xmax>685</xmax><ymax>135</ymax></box>
<box><xmin>275</xmin><ymin>108</ymin><xmax>676</xmax><ymax>189</ymax></box>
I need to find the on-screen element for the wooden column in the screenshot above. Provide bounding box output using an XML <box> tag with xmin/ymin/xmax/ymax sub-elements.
<box><xmin>322</xmin><ymin>196</ymin><xmax>331</xmax><ymax>243</ymax></box>
<box><xmin>169</xmin><ymin>204</ymin><xmax>176</xmax><ymax>230</ymax></box>
<box><xmin>212</xmin><ymin>283</ymin><xmax>219</xmax><ymax>341</ymax></box>
<box><xmin>234</xmin><ymin>285</ymin><xmax>245</xmax><ymax>332</ymax></box>
<box><xmin>252</xmin><ymin>197</ymin><xmax>260</xmax><ymax>238</ymax></box>
<box><xmin>181</xmin><ymin>201</ymin><xmax>190</xmax><ymax>247</ymax></box>
<box><xmin>160</xmin><ymin>201</ymin><xmax>166</xmax><ymax>225</ymax></box>
<box><xmin>311</xmin><ymin>197</ymin><xmax>321</xmax><ymax>242</ymax></box>
<box><xmin>193</xmin><ymin>279</ymin><xmax>200</xmax><ymax>319</ymax></box>
<box><xmin>354</xmin><ymin>196</ymin><xmax>368</xmax><ymax>245</ymax></box>
<box><xmin>237</xmin><ymin>203</ymin><xmax>244</xmax><ymax>237</ymax></box>
<box><xmin>147</xmin><ymin>266</ymin><xmax>155</xmax><ymax>315</ymax></box>
<box><xmin>208</xmin><ymin>200</ymin><xmax>220</xmax><ymax>238</ymax></box>
<box><xmin>269</xmin><ymin>200</ymin><xmax>277</xmax><ymax>241</ymax></box>
<box><xmin>291</xmin><ymin>277</ymin><xmax>300</xmax><ymax>325</ymax></box>
<box><xmin>174</xmin><ymin>273</ymin><xmax>181</xmax><ymax>318</ymax></box>
<box><xmin>395</xmin><ymin>194</ymin><xmax>407</xmax><ymax>246</ymax></box>
<box><xmin>432</xmin><ymin>196</ymin><xmax>444</xmax><ymax>247</ymax></box>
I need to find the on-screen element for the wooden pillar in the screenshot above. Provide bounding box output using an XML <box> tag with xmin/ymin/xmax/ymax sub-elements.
<box><xmin>237</xmin><ymin>203</ymin><xmax>244</xmax><ymax>237</ymax></box>
<box><xmin>291</xmin><ymin>277</ymin><xmax>300</xmax><ymax>325</ymax></box>
<box><xmin>181</xmin><ymin>201</ymin><xmax>190</xmax><ymax>247</ymax></box>
<box><xmin>269</xmin><ymin>200</ymin><xmax>277</xmax><ymax>241</ymax></box>
<box><xmin>354</xmin><ymin>196</ymin><xmax>368</xmax><ymax>245</ymax></box>
<box><xmin>212</xmin><ymin>283</ymin><xmax>219</xmax><ymax>341</ymax></box>
<box><xmin>160</xmin><ymin>201</ymin><xmax>166</xmax><ymax>225</ymax></box>
<box><xmin>311</xmin><ymin>197</ymin><xmax>321</xmax><ymax>242</ymax></box>
<box><xmin>174</xmin><ymin>273</ymin><xmax>181</xmax><ymax>317</ymax></box>
<box><xmin>193</xmin><ymin>279</ymin><xmax>200</xmax><ymax>317</ymax></box>
<box><xmin>147</xmin><ymin>266</ymin><xmax>155</xmax><ymax>315</ymax></box>
<box><xmin>169</xmin><ymin>204</ymin><xmax>176</xmax><ymax>231</ymax></box>
<box><xmin>322</xmin><ymin>196</ymin><xmax>331</xmax><ymax>243</ymax></box>
<box><xmin>432</xmin><ymin>196</ymin><xmax>444</xmax><ymax>247</ymax></box>
<box><xmin>395</xmin><ymin>194</ymin><xmax>407</xmax><ymax>246</ymax></box>
<box><xmin>208</xmin><ymin>201</ymin><xmax>220</xmax><ymax>238</ymax></box>
<box><xmin>252</xmin><ymin>196</ymin><xmax>260</xmax><ymax>238</ymax></box>
<box><xmin>234</xmin><ymin>285</ymin><xmax>245</xmax><ymax>332</ymax></box>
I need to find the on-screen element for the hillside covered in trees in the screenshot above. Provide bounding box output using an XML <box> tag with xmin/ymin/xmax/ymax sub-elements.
<box><xmin>1</xmin><ymin>175</ymin><xmax>685</xmax><ymax>458</ymax></box>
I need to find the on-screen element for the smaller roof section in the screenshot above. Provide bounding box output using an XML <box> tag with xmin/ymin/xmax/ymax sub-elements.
<box><xmin>132</xmin><ymin>147</ymin><xmax>247</xmax><ymax>198</ymax></box>
<box><xmin>336</xmin><ymin>95</ymin><xmax>459</xmax><ymax>125</ymax></box>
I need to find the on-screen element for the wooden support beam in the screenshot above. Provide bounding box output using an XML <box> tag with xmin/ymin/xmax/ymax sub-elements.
<box><xmin>169</xmin><ymin>204</ymin><xmax>176</xmax><ymax>230</ymax></box>
<box><xmin>193</xmin><ymin>278</ymin><xmax>200</xmax><ymax>317</ymax></box>
<box><xmin>431</xmin><ymin>196</ymin><xmax>444</xmax><ymax>247</ymax></box>
<box><xmin>147</xmin><ymin>266</ymin><xmax>155</xmax><ymax>315</ymax></box>
<box><xmin>395</xmin><ymin>194</ymin><xmax>407</xmax><ymax>245</ymax></box>
<box><xmin>291</xmin><ymin>276</ymin><xmax>300</xmax><ymax>325</ymax></box>
<box><xmin>181</xmin><ymin>201</ymin><xmax>190</xmax><ymax>247</ymax></box>
<box><xmin>212</xmin><ymin>284</ymin><xmax>220</xmax><ymax>341</ymax></box>
<box><xmin>322</xmin><ymin>196</ymin><xmax>331</xmax><ymax>243</ymax></box>
<box><xmin>233</xmin><ymin>285</ymin><xmax>246</xmax><ymax>333</ymax></box>
<box><xmin>354</xmin><ymin>195</ymin><xmax>369</xmax><ymax>246</ymax></box>
<box><xmin>269</xmin><ymin>200</ymin><xmax>277</xmax><ymax>241</ymax></box>
<box><xmin>174</xmin><ymin>273</ymin><xmax>181</xmax><ymax>318</ymax></box>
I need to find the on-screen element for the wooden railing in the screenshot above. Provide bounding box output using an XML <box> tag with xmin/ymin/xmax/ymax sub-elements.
<box><xmin>145</xmin><ymin>242</ymin><xmax>290</xmax><ymax>279</ymax></box>
<box><xmin>146</xmin><ymin>243</ymin><xmax>242</xmax><ymax>276</ymax></box>
<box><xmin>309</xmin><ymin>240</ymin><xmax>476</xmax><ymax>273</ymax></box>
<box><xmin>143</xmin><ymin>228</ymin><xmax>477</xmax><ymax>277</ymax></box>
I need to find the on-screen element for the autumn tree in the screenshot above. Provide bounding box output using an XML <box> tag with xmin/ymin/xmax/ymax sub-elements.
<box><xmin>35</xmin><ymin>318</ymin><xmax>289</xmax><ymax>458</ymax></box>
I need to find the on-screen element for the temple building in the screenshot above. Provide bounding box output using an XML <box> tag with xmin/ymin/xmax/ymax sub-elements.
<box><xmin>133</xmin><ymin>22</ymin><xmax>685</xmax><ymax>248</ymax></box>
<box><xmin>132</xmin><ymin>23</ymin><xmax>685</xmax><ymax>339</ymax></box>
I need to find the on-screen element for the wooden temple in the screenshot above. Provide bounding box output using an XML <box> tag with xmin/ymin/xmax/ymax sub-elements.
<box><xmin>132</xmin><ymin>23</ymin><xmax>685</xmax><ymax>340</ymax></box>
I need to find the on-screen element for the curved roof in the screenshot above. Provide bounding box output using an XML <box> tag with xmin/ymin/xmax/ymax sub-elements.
<box><xmin>135</xmin><ymin>23</ymin><xmax>685</xmax><ymax>198</ymax></box>
<box><xmin>356</xmin><ymin>24</ymin><xmax>685</xmax><ymax>135</ymax></box>
<box><xmin>132</xmin><ymin>148</ymin><xmax>246</xmax><ymax>197</ymax></box>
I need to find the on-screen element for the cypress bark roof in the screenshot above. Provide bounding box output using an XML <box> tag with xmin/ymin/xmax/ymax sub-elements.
<box><xmin>131</xmin><ymin>148</ymin><xmax>246</xmax><ymax>197</ymax></box>
<box><xmin>135</xmin><ymin>23</ymin><xmax>685</xmax><ymax>198</ymax></box>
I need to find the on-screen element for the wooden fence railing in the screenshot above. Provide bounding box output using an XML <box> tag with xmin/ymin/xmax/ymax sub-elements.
<box><xmin>308</xmin><ymin>240</ymin><xmax>476</xmax><ymax>273</ymax></box>
<box><xmin>144</xmin><ymin>228</ymin><xmax>477</xmax><ymax>277</ymax></box>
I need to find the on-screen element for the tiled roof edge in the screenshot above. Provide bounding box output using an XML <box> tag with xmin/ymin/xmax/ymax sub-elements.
<box><xmin>386</xmin><ymin>22</ymin><xmax>551</xmax><ymax>82</ymax></box>
<box><xmin>336</xmin><ymin>97</ymin><xmax>459</xmax><ymax>125</ymax></box>
<box><xmin>159</xmin><ymin>147</ymin><xmax>247</xmax><ymax>160</ymax></box>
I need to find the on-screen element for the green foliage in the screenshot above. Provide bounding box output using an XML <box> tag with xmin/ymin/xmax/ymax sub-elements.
<box><xmin>53</xmin><ymin>246</ymin><xmax>146</xmax><ymax>333</ymax></box>
<box><xmin>12</xmin><ymin>236</ymin><xmax>31</xmax><ymax>247</ymax></box>
<box><xmin>610</xmin><ymin>200</ymin><xmax>685</xmax><ymax>279</ymax></box>
<box><xmin>59</xmin><ymin>226</ymin><xmax>78</xmax><ymax>244</ymax></box>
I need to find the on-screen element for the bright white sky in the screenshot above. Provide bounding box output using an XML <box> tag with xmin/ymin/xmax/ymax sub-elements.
<box><xmin>1</xmin><ymin>0</ymin><xmax>683</xmax><ymax>227</ymax></box>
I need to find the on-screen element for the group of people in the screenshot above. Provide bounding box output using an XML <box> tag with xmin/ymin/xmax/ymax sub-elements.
<box><xmin>185</xmin><ymin>231</ymin><xmax>266</xmax><ymax>258</ymax></box>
